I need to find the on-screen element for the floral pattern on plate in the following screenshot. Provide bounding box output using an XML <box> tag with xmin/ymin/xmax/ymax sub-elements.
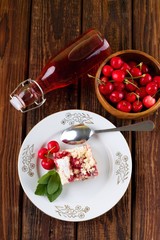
<box><xmin>55</xmin><ymin>205</ymin><xmax>90</xmax><ymax>219</ymax></box>
<box><xmin>61</xmin><ymin>112</ymin><xmax>94</xmax><ymax>125</ymax></box>
<box><xmin>115</xmin><ymin>152</ymin><xmax>129</xmax><ymax>184</ymax></box>
<box><xmin>21</xmin><ymin>144</ymin><xmax>35</xmax><ymax>177</ymax></box>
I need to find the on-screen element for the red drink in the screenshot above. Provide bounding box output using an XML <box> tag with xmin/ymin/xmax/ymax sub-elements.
<box><xmin>10</xmin><ymin>29</ymin><xmax>111</xmax><ymax>112</ymax></box>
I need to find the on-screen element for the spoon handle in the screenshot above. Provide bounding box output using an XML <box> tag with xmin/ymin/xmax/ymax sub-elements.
<box><xmin>95</xmin><ymin>120</ymin><xmax>155</xmax><ymax>133</ymax></box>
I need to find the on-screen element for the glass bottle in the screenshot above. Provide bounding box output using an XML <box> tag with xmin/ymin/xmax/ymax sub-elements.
<box><xmin>10</xmin><ymin>29</ymin><xmax>111</xmax><ymax>112</ymax></box>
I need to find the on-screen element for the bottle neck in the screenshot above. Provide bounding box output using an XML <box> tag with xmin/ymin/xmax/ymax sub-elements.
<box><xmin>10</xmin><ymin>79</ymin><xmax>46</xmax><ymax>112</ymax></box>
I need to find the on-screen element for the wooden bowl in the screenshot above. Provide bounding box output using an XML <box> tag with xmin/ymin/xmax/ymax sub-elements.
<box><xmin>95</xmin><ymin>50</ymin><xmax>160</xmax><ymax>119</ymax></box>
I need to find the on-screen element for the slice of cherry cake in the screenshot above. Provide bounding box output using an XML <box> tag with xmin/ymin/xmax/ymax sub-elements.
<box><xmin>54</xmin><ymin>144</ymin><xmax>98</xmax><ymax>185</ymax></box>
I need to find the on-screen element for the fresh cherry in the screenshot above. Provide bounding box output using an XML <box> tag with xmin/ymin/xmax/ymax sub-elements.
<box><xmin>145</xmin><ymin>82</ymin><xmax>158</xmax><ymax>95</ymax></box>
<box><xmin>113</xmin><ymin>82</ymin><xmax>125</xmax><ymax>91</ymax></box>
<box><xmin>38</xmin><ymin>148</ymin><xmax>48</xmax><ymax>159</ymax></box>
<box><xmin>143</xmin><ymin>95</ymin><xmax>156</xmax><ymax>108</ymax></box>
<box><xmin>141</xmin><ymin>63</ymin><xmax>149</xmax><ymax>73</ymax></box>
<box><xmin>130</xmin><ymin>67</ymin><xmax>142</xmax><ymax>77</ymax></box>
<box><xmin>117</xmin><ymin>100</ymin><xmax>132</xmax><ymax>112</ymax></box>
<box><xmin>109</xmin><ymin>90</ymin><xmax>124</xmax><ymax>103</ymax></box>
<box><xmin>110</xmin><ymin>56</ymin><xmax>123</xmax><ymax>69</ymax></box>
<box><xmin>125</xmin><ymin>92</ymin><xmax>137</xmax><ymax>103</ymax></box>
<box><xmin>153</xmin><ymin>76</ymin><xmax>160</xmax><ymax>88</ymax></box>
<box><xmin>104</xmin><ymin>82</ymin><xmax>114</xmax><ymax>95</ymax></box>
<box><xmin>112</xmin><ymin>70</ymin><xmax>125</xmax><ymax>82</ymax></box>
<box><xmin>121</xmin><ymin>62</ymin><xmax>131</xmax><ymax>74</ymax></box>
<box><xmin>135</xmin><ymin>87</ymin><xmax>147</xmax><ymax>99</ymax></box>
<box><xmin>132</xmin><ymin>100</ymin><xmax>143</xmax><ymax>112</ymax></box>
<box><xmin>128</xmin><ymin>61</ymin><xmax>137</xmax><ymax>68</ymax></box>
<box><xmin>99</xmin><ymin>82</ymin><xmax>114</xmax><ymax>95</ymax></box>
<box><xmin>99</xmin><ymin>84</ymin><xmax>108</xmax><ymax>95</ymax></box>
<box><xmin>139</xmin><ymin>73</ymin><xmax>152</xmax><ymax>86</ymax></box>
<box><xmin>100</xmin><ymin>76</ymin><xmax>109</xmax><ymax>84</ymax></box>
<box><xmin>41</xmin><ymin>158</ymin><xmax>55</xmax><ymax>170</ymax></box>
<box><xmin>125</xmin><ymin>79</ymin><xmax>138</xmax><ymax>91</ymax></box>
<box><xmin>47</xmin><ymin>141</ymin><xmax>60</xmax><ymax>153</ymax></box>
<box><xmin>102</xmin><ymin>65</ymin><xmax>113</xmax><ymax>77</ymax></box>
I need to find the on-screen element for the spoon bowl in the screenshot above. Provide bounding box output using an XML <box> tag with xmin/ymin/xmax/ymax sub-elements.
<box><xmin>61</xmin><ymin>120</ymin><xmax>155</xmax><ymax>145</ymax></box>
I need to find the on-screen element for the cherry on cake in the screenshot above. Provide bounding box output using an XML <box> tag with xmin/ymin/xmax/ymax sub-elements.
<box><xmin>54</xmin><ymin>144</ymin><xmax>98</xmax><ymax>185</ymax></box>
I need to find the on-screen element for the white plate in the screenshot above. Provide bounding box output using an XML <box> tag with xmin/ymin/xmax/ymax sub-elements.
<box><xmin>18</xmin><ymin>110</ymin><xmax>132</xmax><ymax>221</ymax></box>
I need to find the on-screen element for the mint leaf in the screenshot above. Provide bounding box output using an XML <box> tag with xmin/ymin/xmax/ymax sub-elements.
<box><xmin>38</xmin><ymin>170</ymin><xmax>56</xmax><ymax>184</ymax></box>
<box><xmin>35</xmin><ymin>170</ymin><xmax>63</xmax><ymax>202</ymax></box>
<box><xmin>35</xmin><ymin>184</ymin><xmax>46</xmax><ymax>196</ymax></box>
<box><xmin>47</xmin><ymin>172</ymin><xmax>61</xmax><ymax>195</ymax></box>
<box><xmin>47</xmin><ymin>184</ymin><xmax>63</xmax><ymax>202</ymax></box>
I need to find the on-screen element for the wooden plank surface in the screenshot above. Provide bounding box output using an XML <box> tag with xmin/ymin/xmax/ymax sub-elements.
<box><xmin>21</xmin><ymin>0</ymin><xmax>81</xmax><ymax>239</ymax></box>
<box><xmin>0</xmin><ymin>0</ymin><xmax>160</xmax><ymax>239</ymax></box>
<box><xmin>132</xmin><ymin>0</ymin><xmax>160</xmax><ymax>239</ymax></box>
<box><xmin>0</xmin><ymin>0</ymin><xmax>31</xmax><ymax>239</ymax></box>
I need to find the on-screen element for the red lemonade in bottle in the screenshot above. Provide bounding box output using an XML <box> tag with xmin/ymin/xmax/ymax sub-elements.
<box><xmin>10</xmin><ymin>29</ymin><xmax>111</xmax><ymax>112</ymax></box>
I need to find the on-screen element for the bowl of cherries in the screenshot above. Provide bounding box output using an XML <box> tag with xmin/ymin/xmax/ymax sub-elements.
<box><xmin>95</xmin><ymin>50</ymin><xmax>160</xmax><ymax>119</ymax></box>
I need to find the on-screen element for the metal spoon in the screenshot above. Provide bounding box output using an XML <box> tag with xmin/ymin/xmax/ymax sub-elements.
<box><xmin>61</xmin><ymin>120</ymin><xmax>155</xmax><ymax>145</ymax></box>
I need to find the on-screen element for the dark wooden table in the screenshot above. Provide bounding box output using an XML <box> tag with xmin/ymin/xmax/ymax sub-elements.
<box><xmin>1</xmin><ymin>0</ymin><xmax>160</xmax><ymax>239</ymax></box>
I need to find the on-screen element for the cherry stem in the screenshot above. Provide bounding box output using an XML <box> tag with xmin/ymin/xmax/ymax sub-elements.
<box><xmin>131</xmin><ymin>91</ymin><xmax>140</xmax><ymax>99</ymax></box>
<box><xmin>136</xmin><ymin>62</ymin><xmax>143</xmax><ymax>71</ymax></box>
<box><xmin>127</xmin><ymin>74</ymin><xmax>146</xmax><ymax>80</ymax></box>
<box><xmin>88</xmin><ymin>74</ymin><xmax>105</xmax><ymax>85</ymax></box>
<box><xmin>88</xmin><ymin>74</ymin><xmax>103</xmax><ymax>84</ymax></box>
<box><xmin>124</xmin><ymin>78</ymin><xmax>140</xmax><ymax>89</ymax></box>
<box><xmin>88</xmin><ymin>74</ymin><xmax>96</xmax><ymax>79</ymax></box>
<box><xmin>126</xmin><ymin>69</ymin><xmax>133</xmax><ymax>80</ymax></box>
<box><xmin>152</xmin><ymin>88</ymin><xmax>160</xmax><ymax>98</ymax></box>
<box><xmin>47</xmin><ymin>146</ymin><xmax>56</xmax><ymax>158</ymax></box>
<box><xmin>126</xmin><ymin>70</ymin><xmax>146</xmax><ymax>80</ymax></box>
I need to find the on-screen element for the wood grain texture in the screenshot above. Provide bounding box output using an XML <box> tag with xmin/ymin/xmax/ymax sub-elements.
<box><xmin>0</xmin><ymin>1</ymin><xmax>31</xmax><ymax>240</ymax></box>
<box><xmin>0</xmin><ymin>0</ymin><xmax>160</xmax><ymax>239</ymax></box>
<box><xmin>21</xmin><ymin>0</ymin><xmax>81</xmax><ymax>239</ymax></box>
<box><xmin>133</xmin><ymin>0</ymin><xmax>160</xmax><ymax>58</ymax></box>
<box><xmin>78</xmin><ymin>1</ymin><xmax>132</xmax><ymax>240</ymax></box>
<box><xmin>132</xmin><ymin>1</ymin><xmax>160</xmax><ymax>239</ymax></box>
